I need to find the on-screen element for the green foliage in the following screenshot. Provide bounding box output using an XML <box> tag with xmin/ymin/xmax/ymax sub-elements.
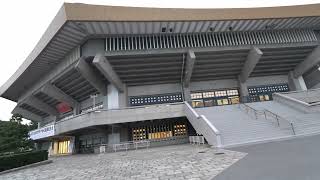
<box><xmin>0</xmin><ymin>114</ymin><xmax>36</xmax><ymax>153</ymax></box>
<box><xmin>0</xmin><ymin>150</ymin><xmax>48</xmax><ymax>172</ymax></box>
<box><xmin>9</xmin><ymin>114</ymin><xmax>23</xmax><ymax>124</ymax></box>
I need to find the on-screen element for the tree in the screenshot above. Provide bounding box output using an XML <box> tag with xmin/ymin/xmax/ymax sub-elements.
<box><xmin>0</xmin><ymin>114</ymin><xmax>35</xmax><ymax>153</ymax></box>
<box><xmin>9</xmin><ymin>113</ymin><xmax>23</xmax><ymax>124</ymax></box>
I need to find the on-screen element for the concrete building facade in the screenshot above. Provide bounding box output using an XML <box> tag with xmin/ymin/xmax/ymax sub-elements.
<box><xmin>1</xmin><ymin>3</ymin><xmax>320</xmax><ymax>155</ymax></box>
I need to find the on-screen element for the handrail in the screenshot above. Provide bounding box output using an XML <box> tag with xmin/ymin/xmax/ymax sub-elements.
<box><xmin>274</xmin><ymin>92</ymin><xmax>320</xmax><ymax>107</ymax></box>
<box><xmin>264</xmin><ymin>109</ymin><xmax>296</xmax><ymax>135</ymax></box>
<box><xmin>184</xmin><ymin>101</ymin><xmax>222</xmax><ymax>147</ymax></box>
<box><xmin>239</xmin><ymin>102</ymin><xmax>296</xmax><ymax>135</ymax></box>
<box><xmin>184</xmin><ymin>102</ymin><xmax>221</xmax><ymax>135</ymax></box>
<box><xmin>239</xmin><ymin>103</ymin><xmax>264</xmax><ymax>119</ymax></box>
<box><xmin>200</xmin><ymin>115</ymin><xmax>221</xmax><ymax>135</ymax></box>
<box><xmin>273</xmin><ymin>93</ymin><xmax>311</xmax><ymax>106</ymax></box>
<box><xmin>277</xmin><ymin>87</ymin><xmax>320</xmax><ymax>94</ymax></box>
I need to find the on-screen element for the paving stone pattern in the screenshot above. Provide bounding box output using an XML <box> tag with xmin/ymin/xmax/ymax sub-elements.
<box><xmin>0</xmin><ymin>144</ymin><xmax>245</xmax><ymax>180</ymax></box>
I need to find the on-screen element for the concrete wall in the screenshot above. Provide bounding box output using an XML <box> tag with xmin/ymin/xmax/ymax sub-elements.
<box><xmin>127</xmin><ymin>83</ymin><xmax>182</xmax><ymax>96</ymax></box>
<box><xmin>81</xmin><ymin>39</ymin><xmax>105</xmax><ymax>57</ymax></box>
<box><xmin>279</xmin><ymin>88</ymin><xmax>320</xmax><ymax>103</ymax></box>
<box><xmin>246</xmin><ymin>75</ymin><xmax>288</xmax><ymax>87</ymax></box>
<box><xmin>190</xmin><ymin>79</ymin><xmax>238</xmax><ymax>91</ymax></box>
<box><xmin>55</xmin><ymin>103</ymin><xmax>184</xmax><ymax>135</ymax></box>
<box><xmin>304</xmin><ymin>67</ymin><xmax>320</xmax><ymax>89</ymax></box>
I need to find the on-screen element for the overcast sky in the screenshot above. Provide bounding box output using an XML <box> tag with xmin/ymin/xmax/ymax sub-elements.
<box><xmin>0</xmin><ymin>0</ymin><xmax>319</xmax><ymax>122</ymax></box>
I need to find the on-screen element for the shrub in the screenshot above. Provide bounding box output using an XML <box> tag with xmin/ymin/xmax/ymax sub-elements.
<box><xmin>0</xmin><ymin>150</ymin><xmax>48</xmax><ymax>172</ymax></box>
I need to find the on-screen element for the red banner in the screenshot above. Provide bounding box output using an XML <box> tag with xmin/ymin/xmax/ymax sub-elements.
<box><xmin>56</xmin><ymin>102</ymin><xmax>72</xmax><ymax>113</ymax></box>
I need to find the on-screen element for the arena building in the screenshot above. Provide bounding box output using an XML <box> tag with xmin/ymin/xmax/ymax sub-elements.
<box><xmin>1</xmin><ymin>3</ymin><xmax>320</xmax><ymax>155</ymax></box>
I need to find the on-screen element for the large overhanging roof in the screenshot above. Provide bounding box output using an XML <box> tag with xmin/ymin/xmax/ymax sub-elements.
<box><xmin>2</xmin><ymin>3</ymin><xmax>320</xmax><ymax>102</ymax></box>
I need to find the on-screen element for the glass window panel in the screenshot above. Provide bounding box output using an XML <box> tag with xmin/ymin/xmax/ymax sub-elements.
<box><xmin>222</xmin><ymin>99</ymin><xmax>229</xmax><ymax>105</ymax></box>
<box><xmin>215</xmin><ymin>91</ymin><xmax>227</xmax><ymax>97</ymax></box>
<box><xmin>229</xmin><ymin>96</ymin><xmax>240</xmax><ymax>104</ymax></box>
<box><xmin>204</xmin><ymin>99</ymin><xmax>214</xmax><ymax>107</ymax></box>
<box><xmin>191</xmin><ymin>93</ymin><xmax>203</xmax><ymax>99</ymax></box>
<box><xmin>203</xmin><ymin>92</ymin><xmax>215</xmax><ymax>98</ymax></box>
<box><xmin>217</xmin><ymin>99</ymin><xmax>223</xmax><ymax>105</ymax></box>
<box><xmin>192</xmin><ymin>100</ymin><xmax>204</xmax><ymax>108</ymax></box>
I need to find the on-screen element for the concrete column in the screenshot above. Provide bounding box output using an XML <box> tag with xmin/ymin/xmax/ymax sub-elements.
<box><xmin>75</xmin><ymin>57</ymin><xmax>108</xmax><ymax>95</ymax></box>
<box><xmin>183</xmin><ymin>87</ymin><xmax>191</xmax><ymax>102</ymax></box>
<box><xmin>107</xmin><ymin>84</ymin><xmax>127</xmax><ymax>109</ymax></box>
<box><xmin>73</xmin><ymin>103</ymin><xmax>81</xmax><ymax>115</ymax></box>
<box><xmin>238</xmin><ymin>76</ymin><xmax>249</xmax><ymax>103</ymax></box>
<box><xmin>288</xmin><ymin>71</ymin><xmax>307</xmax><ymax>91</ymax></box>
<box><xmin>294</xmin><ymin>46</ymin><xmax>320</xmax><ymax>78</ymax></box>
<box><xmin>183</xmin><ymin>50</ymin><xmax>196</xmax><ymax>87</ymax></box>
<box><xmin>93</xmin><ymin>54</ymin><xmax>125</xmax><ymax>92</ymax></box>
<box><xmin>239</xmin><ymin>47</ymin><xmax>263</xmax><ymax>83</ymax></box>
<box><xmin>102</xmin><ymin>95</ymin><xmax>108</xmax><ymax>109</ymax></box>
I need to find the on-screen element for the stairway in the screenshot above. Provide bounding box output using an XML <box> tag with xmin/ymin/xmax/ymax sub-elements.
<box><xmin>248</xmin><ymin>101</ymin><xmax>320</xmax><ymax>136</ymax></box>
<box><xmin>196</xmin><ymin>104</ymin><xmax>291</xmax><ymax>147</ymax></box>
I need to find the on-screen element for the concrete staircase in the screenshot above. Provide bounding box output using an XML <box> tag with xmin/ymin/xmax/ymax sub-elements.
<box><xmin>196</xmin><ymin>105</ymin><xmax>291</xmax><ymax>147</ymax></box>
<box><xmin>248</xmin><ymin>101</ymin><xmax>320</xmax><ymax>136</ymax></box>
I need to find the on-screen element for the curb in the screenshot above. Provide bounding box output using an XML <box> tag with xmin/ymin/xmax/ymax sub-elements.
<box><xmin>0</xmin><ymin>159</ymin><xmax>53</xmax><ymax>175</ymax></box>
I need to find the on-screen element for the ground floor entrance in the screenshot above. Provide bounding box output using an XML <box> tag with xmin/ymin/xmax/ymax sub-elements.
<box><xmin>50</xmin><ymin>136</ymin><xmax>75</xmax><ymax>155</ymax></box>
<box><xmin>74</xmin><ymin>117</ymin><xmax>195</xmax><ymax>153</ymax></box>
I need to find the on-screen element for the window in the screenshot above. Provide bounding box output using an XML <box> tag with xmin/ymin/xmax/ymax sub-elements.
<box><xmin>191</xmin><ymin>89</ymin><xmax>240</xmax><ymax>108</ymax></box>
<box><xmin>130</xmin><ymin>93</ymin><xmax>183</xmax><ymax>106</ymax></box>
<box><xmin>215</xmin><ymin>91</ymin><xmax>227</xmax><ymax>97</ymax></box>
<box><xmin>191</xmin><ymin>93</ymin><xmax>203</xmax><ymax>99</ymax></box>
<box><xmin>192</xmin><ymin>99</ymin><xmax>204</xmax><ymax>108</ymax></box>
<box><xmin>248</xmin><ymin>84</ymin><xmax>289</xmax><ymax>102</ymax></box>
<box><xmin>132</xmin><ymin>122</ymin><xmax>187</xmax><ymax>141</ymax></box>
<box><xmin>203</xmin><ymin>92</ymin><xmax>215</xmax><ymax>98</ymax></box>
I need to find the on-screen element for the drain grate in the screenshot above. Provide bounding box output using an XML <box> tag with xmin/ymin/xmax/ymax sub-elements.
<box><xmin>214</xmin><ymin>152</ymin><xmax>225</xmax><ymax>155</ymax></box>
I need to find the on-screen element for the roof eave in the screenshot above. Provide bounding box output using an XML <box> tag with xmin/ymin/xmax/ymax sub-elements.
<box><xmin>0</xmin><ymin>3</ymin><xmax>68</xmax><ymax>101</ymax></box>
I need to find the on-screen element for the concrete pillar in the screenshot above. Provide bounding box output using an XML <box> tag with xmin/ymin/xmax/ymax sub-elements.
<box><xmin>238</xmin><ymin>76</ymin><xmax>249</xmax><ymax>103</ymax></box>
<box><xmin>183</xmin><ymin>87</ymin><xmax>191</xmax><ymax>102</ymax></box>
<box><xmin>102</xmin><ymin>95</ymin><xmax>108</xmax><ymax>109</ymax></box>
<box><xmin>184</xmin><ymin>50</ymin><xmax>196</xmax><ymax>87</ymax></box>
<box><xmin>288</xmin><ymin>71</ymin><xmax>307</xmax><ymax>91</ymax></box>
<box><xmin>107</xmin><ymin>84</ymin><xmax>127</xmax><ymax>109</ymax></box>
<box><xmin>239</xmin><ymin>47</ymin><xmax>263</xmax><ymax>83</ymax></box>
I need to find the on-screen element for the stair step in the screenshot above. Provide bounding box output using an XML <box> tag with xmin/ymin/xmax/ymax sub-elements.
<box><xmin>196</xmin><ymin>104</ymin><xmax>290</xmax><ymax>146</ymax></box>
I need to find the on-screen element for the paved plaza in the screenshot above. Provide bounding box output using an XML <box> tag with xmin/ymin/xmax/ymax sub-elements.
<box><xmin>0</xmin><ymin>144</ymin><xmax>245</xmax><ymax>180</ymax></box>
<box><xmin>214</xmin><ymin>134</ymin><xmax>320</xmax><ymax>180</ymax></box>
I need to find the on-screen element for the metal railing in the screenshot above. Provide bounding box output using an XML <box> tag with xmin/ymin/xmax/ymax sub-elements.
<box><xmin>239</xmin><ymin>103</ymin><xmax>296</xmax><ymax>135</ymax></box>
<box><xmin>184</xmin><ymin>101</ymin><xmax>222</xmax><ymax>147</ymax></box>
<box><xmin>189</xmin><ymin>136</ymin><xmax>205</xmax><ymax>145</ymax></box>
<box><xmin>264</xmin><ymin>110</ymin><xmax>296</xmax><ymax>135</ymax></box>
<box><xmin>238</xmin><ymin>103</ymin><xmax>264</xmax><ymax>120</ymax></box>
<box><xmin>111</xmin><ymin>140</ymin><xmax>151</xmax><ymax>152</ymax></box>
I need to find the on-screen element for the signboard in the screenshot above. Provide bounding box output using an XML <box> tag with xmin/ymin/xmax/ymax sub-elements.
<box><xmin>29</xmin><ymin>124</ymin><xmax>55</xmax><ymax>140</ymax></box>
<box><xmin>56</xmin><ymin>102</ymin><xmax>72</xmax><ymax>113</ymax></box>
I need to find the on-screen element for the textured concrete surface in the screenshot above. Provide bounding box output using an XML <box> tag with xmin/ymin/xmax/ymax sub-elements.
<box><xmin>0</xmin><ymin>144</ymin><xmax>245</xmax><ymax>180</ymax></box>
<box><xmin>214</xmin><ymin>134</ymin><xmax>320</xmax><ymax>180</ymax></box>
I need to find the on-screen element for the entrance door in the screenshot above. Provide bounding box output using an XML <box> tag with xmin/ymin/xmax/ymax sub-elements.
<box><xmin>53</xmin><ymin>140</ymin><xmax>70</xmax><ymax>155</ymax></box>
